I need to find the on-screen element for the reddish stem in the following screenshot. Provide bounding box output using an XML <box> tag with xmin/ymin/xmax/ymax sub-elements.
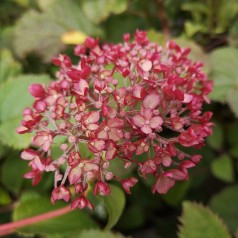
<box><xmin>0</xmin><ymin>205</ymin><xmax>72</xmax><ymax>236</ymax></box>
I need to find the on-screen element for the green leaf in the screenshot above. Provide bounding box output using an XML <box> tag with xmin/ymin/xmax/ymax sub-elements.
<box><xmin>211</xmin><ymin>154</ymin><xmax>234</xmax><ymax>183</ymax></box>
<box><xmin>209</xmin><ymin>47</ymin><xmax>238</xmax><ymax>103</ymax></box>
<box><xmin>81</xmin><ymin>0</ymin><xmax>127</xmax><ymax>24</ymax></box>
<box><xmin>0</xmin><ymin>74</ymin><xmax>50</xmax><ymax>122</ymax></box>
<box><xmin>0</xmin><ymin>117</ymin><xmax>32</xmax><ymax>149</ymax></box>
<box><xmin>0</xmin><ymin>49</ymin><xmax>22</xmax><ymax>84</ymax></box>
<box><xmin>179</xmin><ymin>201</ymin><xmax>231</xmax><ymax>238</ymax></box>
<box><xmin>77</xmin><ymin>229</ymin><xmax>126</xmax><ymax>238</ymax></box>
<box><xmin>0</xmin><ymin>74</ymin><xmax>50</xmax><ymax>148</ymax></box>
<box><xmin>184</xmin><ymin>21</ymin><xmax>207</xmax><ymax>37</ymax></box>
<box><xmin>0</xmin><ymin>187</ymin><xmax>11</xmax><ymax>205</ymax></box>
<box><xmin>0</xmin><ymin>151</ymin><xmax>29</xmax><ymax>194</ymax></box>
<box><xmin>207</xmin><ymin>121</ymin><xmax>224</xmax><ymax>150</ymax></box>
<box><xmin>227</xmin><ymin>122</ymin><xmax>238</xmax><ymax>147</ymax></box>
<box><xmin>14</xmin><ymin>0</ymin><xmax>102</xmax><ymax>62</ymax></box>
<box><xmin>116</xmin><ymin>205</ymin><xmax>145</xmax><ymax>230</ymax></box>
<box><xmin>209</xmin><ymin>186</ymin><xmax>238</xmax><ymax>233</ymax></box>
<box><xmin>13</xmin><ymin>194</ymin><xmax>98</xmax><ymax>236</ymax></box>
<box><xmin>147</xmin><ymin>29</ymin><xmax>166</xmax><ymax>46</ymax></box>
<box><xmin>227</xmin><ymin>89</ymin><xmax>238</xmax><ymax>118</ymax></box>
<box><xmin>102</xmin><ymin>185</ymin><xmax>125</xmax><ymax>230</ymax></box>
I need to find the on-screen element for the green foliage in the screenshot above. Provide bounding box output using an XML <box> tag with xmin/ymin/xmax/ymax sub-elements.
<box><xmin>209</xmin><ymin>186</ymin><xmax>238</xmax><ymax>233</ymax></box>
<box><xmin>81</xmin><ymin>0</ymin><xmax>127</xmax><ymax>24</ymax></box>
<box><xmin>0</xmin><ymin>151</ymin><xmax>29</xmax><ymax>194</ymax></box>
<box><xmin>14</xmin><ymin>0</ymin><xmax>102</xmax><ymax>62</ymax></box>
<box><xmin>0</xmin><ymin>49</ymin><xmax>22</xmax><ymax>83</ymax></box>
<box><xmin>0</xmin><ymin>74</ymin><xmax>50</xmax><ymax>148</ymax></box>
<box><xmin>178</xmin><ymin>201</ymin><xmax>231</xmax><ymax>238</ymax></box>
<box><xmin>0</xmin><ymin>187</ymin><xmax>12</xmax><ymax>205</ymax></box>
<box><xmin>101</xmin><ymin>185</ymin><xmax>126</xmax><ymax>230</ymax></box>
<box><xmin>209</xmin><ymin>47</ymin><xmax>238</xmax><ymax>103</ymax></box>
<box><xmin>13</xmin><ymin>193</ymin><xmax>98</xmax><ymax>236</ymax></box>
<box><xmin>207</xmin><ymin>121</ymin><xmax>224</xmax><ymax>150</ymax></box>
<box><xmin>78</xmin><ymin>229</ymin><xmax>126</xmax><ymax>238</ymax></box>
<box><xmin>162</xmin><ymin>181</ymin><xmax>190</xmax><ymax>206</ymax></box>
<box><xmin>211</xmin><ymin>154</ymin><xmax>234</xmax><ymax>183</ymax></box>
<box><xmin>182</xmin><ymin>0</ymin><xmax>238</xmax><ymax>37</ymax></box>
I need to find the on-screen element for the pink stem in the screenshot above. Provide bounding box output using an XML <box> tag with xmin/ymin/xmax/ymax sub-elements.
<box><xmin>0</xmin><ymin>205</ymin><xmax>72</xmax><ymax>236</ymax></box>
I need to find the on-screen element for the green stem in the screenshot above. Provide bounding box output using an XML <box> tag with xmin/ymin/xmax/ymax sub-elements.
<box><xmin>0</xmin><ymin>205</ymin><xmax>72</xmax><ymax>236</ymax></box>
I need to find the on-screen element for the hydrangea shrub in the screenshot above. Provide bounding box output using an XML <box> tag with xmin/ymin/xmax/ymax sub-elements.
<box><xmin>17</xmin><ymin>30</ymin><xmax>213</xmax><ymax>209</ymax></box>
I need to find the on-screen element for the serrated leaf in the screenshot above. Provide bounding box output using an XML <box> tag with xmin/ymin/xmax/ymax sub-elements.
<box><xmin>209</xmin><ymin>186</ymin><xmax>238</xmax><ymax>233</ymax></box>
<box><xmin>77</xmin><ymin>229</ymin><xmax>126</xmax><ymax>238</ymax></box>
<box><xmin>211</xmin><ymin>154</ymin><xmax>234</xmax><ymax>183</ymax></box>
<box><xmin>207</xmin><ymin>121</ymin><xmax>224</xmax><ymax>150</ymax></box>
<box><xmin>102</xmin><ymin>185</ymin><xmax>125</xmax><ymax>230</ymax></box>
<box><xmin>0</xmin><ymin>49</ymin><xmax>22</xmax><ymax>83</ymax></box>
<box><xmin>14</xmin><ymin>0</ymin><xmax>102</xmax><ymax>62</ymax></box>
<box><xmin>0</xmin><ymin>151</ymin><xmax>29</xmax><ymax>194</ymax></box>
<box><xmin>81</xmin><ymin>0</ymin><xmax>127</xmax><ymax>24</ymax></box>
<box><xmin>209</xmin><ymin>47</ymin><xmax>238</xmax><ymax>102</ymax></box>
<box><xmin>13</xmin><ymin>194</ymin><xmax>98</xmax><ymax>236</ymax></box>
<box><xmin>179</xmin><ymin>201</ymin><xmax>231</xmax><ymax>238</ymax></box>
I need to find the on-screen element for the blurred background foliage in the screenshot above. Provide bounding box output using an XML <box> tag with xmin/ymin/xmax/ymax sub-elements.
<box><xmin>1</xmin><ymin>0</ymin><xmax>238</xmax><ymax>237</ymax></box>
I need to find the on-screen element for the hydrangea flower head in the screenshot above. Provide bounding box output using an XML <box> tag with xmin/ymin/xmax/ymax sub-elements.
<box><xmin>17</xmin><ymin>30</ymin><xmax>213</xmax><ymax>209</ymax></box>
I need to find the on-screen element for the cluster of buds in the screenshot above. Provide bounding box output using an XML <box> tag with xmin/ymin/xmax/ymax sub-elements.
<box><xmin>17</xmin><ymin>30</ymin><xmax>213</xmax><ymax>209</ymax></box>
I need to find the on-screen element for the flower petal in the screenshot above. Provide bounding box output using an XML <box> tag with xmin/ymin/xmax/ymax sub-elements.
<box><xmin>150</xmin><ymin>116</ymin><xmax>163</xmax><ymax>128</ymax></box>
<box><xmin>141</xmin><ymin>125</ymin><xmax>152</xmax><ymax>134</ymax></box>
<box><xmin>132</xmin><ymin>115</ymin><xmax>145</xmax><ymax>127</ymax></box>
<box><xmin>143</xmin><ymin>94</ymin><xmax>160</xmax><ymax>109</ymax></box>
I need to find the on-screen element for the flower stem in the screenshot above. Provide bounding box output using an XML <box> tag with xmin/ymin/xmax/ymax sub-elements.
<box><xmin>0</xmin><ymin>205</ymin><xmax>72</xmax><ymax>236</ymax></box>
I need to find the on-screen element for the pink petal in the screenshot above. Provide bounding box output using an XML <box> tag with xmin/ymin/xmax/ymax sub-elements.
<box><xmin>163</xmin><ymin>169</ymin><xmax>187</xmax><ymax>181</ymax></box>
<box><xmin>86</xmin><ymin>111</ymin><xmax>100</xmax><ymax>123</ymax></box>
<box><xmin>143</xmin><ymin>109</ymin><xmax>153</xmax><ymax>120</ymax></box>
<box><xmin>87</xmin><ymin>123</ymin><xmax>98</xmax><ymax>130</ymax></box>
<box><xmin>108</xmin><ymin>129</ymin><xmax>123</xmax><ymax>142</ymax></box>
<box><xmin>133</xmin><ymin>85</ymin><xmax>145</xmax><ymax>99</ymax></box>
<box><xmin>174</xmin><ymin>89</ymin><xmax>184</xmax><ymax>101</ymax></box>
<box><xmin>161</xmin><ymin>155</ymin><xmax>172</xmax><ymax>167</ymax></box>
<box><xmin>152</xmin><ymin>175</ymin><xmax>175</xmax><ymax>194</ymax></box>
<box><xmin>107</xmin><ymin>118</ymin><xmax>124</xmax><ymax>128</ymax></box>
<box><xmin>183</xmin><ymin>94</ymin><xmax>193</xmax><ymax>103</ymax></box>
<box><xmin>150</xmin><ymin>116</ymin><xmax>163</xmax><ymax>128</ymax></box>
<box><xmin>141</xmin><ymin>59</ymin><xmax>152</xmax><ymax>72</ymax></box>
<box><xmin>29</xmin><ymin>84</ymin><xmax>45</xmax><ymax>98</ymax></box>
<box><xmin>97</xmin><ymin>130</ymin><xmax>108</xmax><ymax>140</ymax></box>
<box><xmin>68</xmin><ymin>166</ymin><xmax>83</xmax><ymax>185</ymax></box>
<box><xmin>21</xmin><ymin>149</ymin><xmax>39</xmax><ymax>160</ymax></box>
<box><xmin>132</xmin><ymin>115</ymin><xmax>145</xmax><ymax>127</ymax></box>
<box><xmin>121</xmin><ymin>177</ymin><xmax>138</xmax><ymax>194</ymax></box>
<box><xmin>73</xmin><ymin>79</ymin><xmax>89</xmax><ymax>96</ymax></box>
<box><xmin>141</xmin><ymin>125</ymin><xmax>152</xmax><ymax>134</ymax></box>
<box><xmin>143</xmin><ymin>94</ymin><xmax>160</xmax><ymax>109</ymax></box>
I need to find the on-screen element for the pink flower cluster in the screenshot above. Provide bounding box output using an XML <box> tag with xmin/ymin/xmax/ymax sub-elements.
<box><xmin>17</xmin><ymin>30</ymin><xmax>213</xmax><ymax>209</ymax></box>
